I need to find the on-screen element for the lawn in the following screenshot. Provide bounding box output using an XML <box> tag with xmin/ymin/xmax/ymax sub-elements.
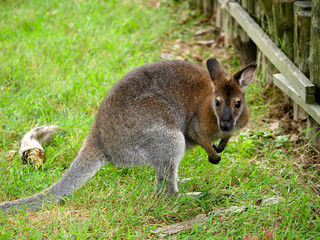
<box><xmin>0</xmin><ymin>0</ymin><xmax>319</xmax><ymax>239</ymax></box>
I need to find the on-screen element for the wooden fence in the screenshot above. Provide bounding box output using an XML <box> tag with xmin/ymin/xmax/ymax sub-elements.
<box><xmin>194</xmin><ymin>0</ymin><xmax>320</xmax><ymax>148</ymax></box>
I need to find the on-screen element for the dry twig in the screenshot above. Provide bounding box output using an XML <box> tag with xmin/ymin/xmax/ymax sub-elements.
<box><xmin>151</xmin><ymin>196</ymin><xmax>283</xmax><ymax>238</ymax></box>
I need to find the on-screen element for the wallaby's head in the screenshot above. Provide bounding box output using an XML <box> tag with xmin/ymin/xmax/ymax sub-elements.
<box><xmin>206</xmin><ymin>58</ymin><xmax>257</xmax><ymax>132</ymax></box>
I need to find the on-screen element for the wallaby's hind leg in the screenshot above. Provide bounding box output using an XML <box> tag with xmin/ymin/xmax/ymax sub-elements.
<box><xmin>155</xmin><ymin>161</ymin><xmax>179</xmax><ymax>195</ymax></box>
<box><xmin>148</xmin><ymin>128</ymin><xmax>185</xmax><ymax>196</ymax></box>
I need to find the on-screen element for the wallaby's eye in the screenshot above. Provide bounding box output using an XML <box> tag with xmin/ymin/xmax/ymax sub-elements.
<box><xmin>215</xmin><ymin>99</ymin><xmax>220</xmax><ymax>107</ymax></box>
<box><xmin>235</xmin><ymin>101</ymin><xmax>241</xmax><ymax>108</ymax></box>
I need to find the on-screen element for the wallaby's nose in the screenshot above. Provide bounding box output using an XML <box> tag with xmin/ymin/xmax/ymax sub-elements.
<box><xmin>220</xmin><ymin>121</ymin><xmax>233</xmax><ymax>132</ymax></box>
<box><xmin>220</xmin><ymin>106</ymin><xmax>233</xmax><ymax>131</ymax></box>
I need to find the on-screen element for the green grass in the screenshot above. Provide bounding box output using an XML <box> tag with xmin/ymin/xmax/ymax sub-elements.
<box><xmin>0</xmin><ymin>0</ymin><xmax>319</xmax><ymax>239</ymax></box>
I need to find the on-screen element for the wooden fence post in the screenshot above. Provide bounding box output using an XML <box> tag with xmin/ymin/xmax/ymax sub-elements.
<box><xmin>278</xmin><ymin>0</ymin><xmax>295</xmax><ymax>60</ymax></box>
<box><xmin>259</xmin><ymin>0</ymin><xmax>276</xmax><ymax>40</ymax></box>
<box><xmin>293</xmin><ymin>1</ymin><xmax>312</xmax><ymax>77</ymax></box>
<box><xmin>222</xmin><ymin>8</ymin><xmax>234</xmax><ymax>46</ymax></box>
<box><xmin>231</xmin><ymin>0</ymin><xmax>256</xmax><ymax>64</ymax></box>
<box><xmin>272</xmin><ymin>1</ymin><xmax>284</xmax><ymax>46</ymax></box>
<box><xmin>214</xmin><ymin>0</ymin><xmax>223</xmax><ymax>29</ymax></box>
<box><xmin>196</xmin><ymin>0</ymin><xmax>203</xmax><ymax>12</ymax></box>
<box><xmin>241</xmin><ymin>0</ymin><xmax>255</xmax><ymax>15</ymax></box>
<box><xmin>203</xmin><ymin>0</ymin><xmax>214</xmax><ymax>18</ymax></box>
<box><xmin>258</xmin><ymin>0</ymin><xmax>279</xmax><ymax>83</ymax></box>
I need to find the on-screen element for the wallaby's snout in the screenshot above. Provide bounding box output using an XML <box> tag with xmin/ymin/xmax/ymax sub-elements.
<box><xmin>220</xmin><ymin>106</ymin><xmax>233</xmax><ymax>132</ymax></box>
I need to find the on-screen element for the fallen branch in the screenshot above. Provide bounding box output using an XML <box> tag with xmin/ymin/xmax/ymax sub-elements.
<box><xmin>151</xmin><ymin>196</ymin><xmax>282</xmax><ymax>238</ymax></box>
<box><xmin>19</xmin><ymin>125</ymin><xmax>65</xmax><ymax>168</ymax></box>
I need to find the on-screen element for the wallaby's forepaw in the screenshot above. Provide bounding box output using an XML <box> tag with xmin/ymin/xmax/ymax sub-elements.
<box><xmin>208</xmin><ymin>155</ymin><xmax>221</xmax><ymax>164</ymax></box>
<box><xmin>212</xmin><ymin>144</ymin><xmax>223</xmax><ymax>153</ymax></box>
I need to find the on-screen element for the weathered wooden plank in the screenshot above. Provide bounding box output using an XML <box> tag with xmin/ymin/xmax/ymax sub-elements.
<box><xmin>293</xmin><ymin>1</ymin><xmax>311</xmax><ymax>10</ymax></box>
<box><xmin>273</xmin><ymin>0</ymin><xmax>295</xmax><ymax>3</ymax></box>
<box><xmin>273</xmin><ymin>74</ymin><xmax>320</xmax><ymax>124</ymax></box>
<box><xmin>217</xmin><ymin>0</ymin><xmax>315</xmax><ymax>103</ymax></box>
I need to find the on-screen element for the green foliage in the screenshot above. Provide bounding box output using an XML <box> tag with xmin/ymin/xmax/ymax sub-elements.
<box><xmin>0</xmin><ymin>0</ymin><xmax>319</xmax><ymax>239</ymax></box>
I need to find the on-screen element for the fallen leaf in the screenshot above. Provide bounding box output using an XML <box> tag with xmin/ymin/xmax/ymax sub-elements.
<box><xmin>8</xmin><ymin>150</ymin><xmax>17</xmax><ymax>157</ymax></box>
<box><xmin>195</xmin><ymin>26</ymin><xmax>215</xmax><ymax>36</ymax></box>
<box><xmin>196</xmin><ymin>40</ymin><xmax>215</xmax><ymax>46</ymax></box>
<box><xmin>263</xmin><ymin>229</ymin><xmax>274</xmax><ymax>240</ymax></box>
<box><xmin>22</xmin><ymin>148</ymin><xmax>45</xmax><ymax>168</ymax></box>
<box><xmin>267</xmin><ymin>121</ymin><xmax>280</xmax><ymax>131</ymax></box>
<box><xmin>179</xmin><ymin>11</ymin><xmax>189</xmax><ymax>24</ymax></box>
<box><xmin>289</xmin><ymin>134</ymin><xmax>299</xmax><ymax>142</ymax></box>
<box><xmin>149</xmin><ymin>0</ymin><xmax>160</xmax><ymax>8</ymax></box>
<box><xmin>191</xmin><ymin>52</ymin><xmax>203</xmax><ymax>62</ymax></box>
<box><xmin>151</xmin><ymin>214</ymin><xmax>207</xmax><ymax>238</ymax></box>
<box><xmin>176</xmin><ymin>56</ymin><xmax>186</xmax><ymax>61</ymax></box>
<box><xmin>262</xmin><ymin>196</ymin><xmax>282</xmax><ymax>205</ymax></box>
<box><xmin>255</xmin><ymin>199</ymin><xmax>262</xmax><ymax>207</ymax></box>
<box><xmin>312</xmin><ymin>164</ymin><xmax>320</xmax><ymax>169</ymax></box>
<box><xmin>160</xmin><ymin>53</ymin><xmax>174</xmax><ymax>60</ymax></box>
<box><xmin>242</xmin><ymin>235</ymin><xmax>259</xmax><ymax>240</ymax></box>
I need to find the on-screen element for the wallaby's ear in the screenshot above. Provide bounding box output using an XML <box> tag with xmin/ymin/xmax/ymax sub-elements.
<box><xmin>233</xmin><ymin>63</ymin><xmax>257</xmax><ymax>87</ymax></box>
<box><xmin>206</xmin><ymin>58</ymin><xmax>223</xmax><ymax>81</ymax></box>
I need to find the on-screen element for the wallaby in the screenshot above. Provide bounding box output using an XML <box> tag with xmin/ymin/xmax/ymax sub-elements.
<box><xmin>0</xmin><ymin>58</ymin><xmax>256</xmax><ymax>212</ymax></box>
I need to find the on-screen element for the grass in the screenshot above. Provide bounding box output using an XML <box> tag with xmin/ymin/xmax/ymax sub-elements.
<box><xmin>0</xmin><ymin>0</ymin><xmax>319</xmax><ymax>239</ymax></box>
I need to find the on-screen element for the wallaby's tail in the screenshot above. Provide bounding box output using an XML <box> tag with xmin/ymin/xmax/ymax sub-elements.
<box><xmin>0</xmin><ymin>146</ymin><xmax>105</xmax><ymax>212</ymax></box>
